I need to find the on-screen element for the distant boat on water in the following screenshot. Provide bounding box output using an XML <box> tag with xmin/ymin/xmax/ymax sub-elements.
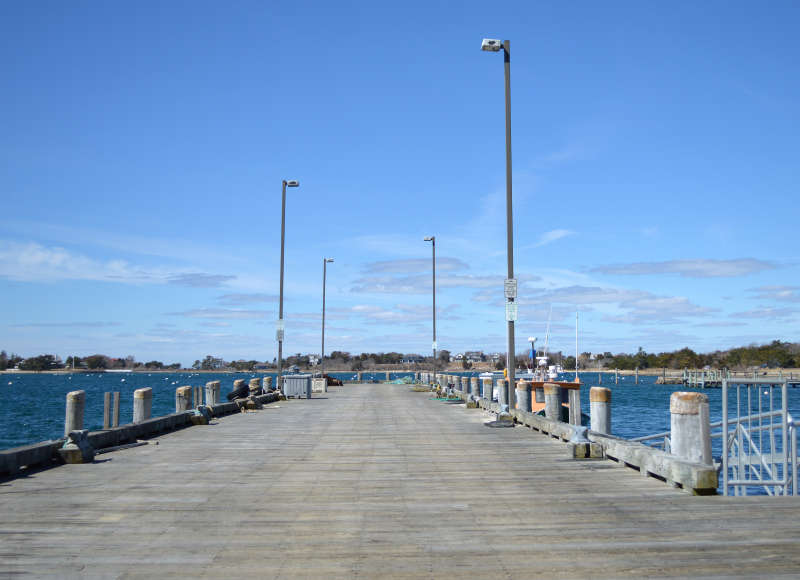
<box><xmin>105</xmin><ymin>369</ymin><xmax>133</xmax><ymax>373</ymax></box>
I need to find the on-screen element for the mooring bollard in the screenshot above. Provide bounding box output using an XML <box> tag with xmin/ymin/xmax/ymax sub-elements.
<box><xmin>482</xmin><ymin>378</ymin><xmax>492</xmax><ymax>400</ymax></box>
<box><xmin>590</xmin><ymin>387</ymin><xmax>611</xmax><ymax>434</ymax></box>
<box><xmin>670</xmin><ymin>392</ymin><xmax>712</xmax><ymax>464</ymax></box>
<box><xmin>568</xmin><ymin>387</ymin><xmax>582</xmax><ymax>425</ymax></box>
<box><xmin>516</xmin><ymin>380</ymin><xmax>532</xmax><ymax>413</ymax></box>
<box><xmin>544</xmin><ymin>383</ymin><xmax>561</xmax><ymax>421</ymax></box>
<box><xmin>249</xmin><ymin>378</ymin><xmax>261</xmax><ymax>394</ymax></box>
<box><xmin>205</xmin><ymin>380</ymin><xmax>221</xmax><ymax>406</ymax></box>
<box><xmin>193</xmin><ymin>386</ymin><xmax>203</xmax><ymax>408</ymax></box>
<box><xmin>133</xmin><ymin>388</ymin><xmax>152</xmax><ymax>423</ymax></box>
<box><xmin>175</xmin><ymin>386</ymin><xmax>192</xmax><ymax>412</ymax></box>
<box><xmin>65</xmin><ymin>390</ymin><xmax>85</xmax><ymax>436</ymax></box>
<box><xmin>263</xmin><ymin>376</ymin><xmax>273</xmax><ymax>391</ymax></box>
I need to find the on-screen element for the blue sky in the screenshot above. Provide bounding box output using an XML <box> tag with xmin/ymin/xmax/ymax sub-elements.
<box><xmin>1</xmin><ymin>1</ymin><xmax>798</xmax><ymax>366</ymax></box>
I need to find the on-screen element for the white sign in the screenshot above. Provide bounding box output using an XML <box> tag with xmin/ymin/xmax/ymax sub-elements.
<box><xmin>276</xmin><ymin>320</ymin><xmax>285</xmax><ymax>341</ymax></box>
<box><xmin>432</xmin><ymin>341</ymin><xmax>438</xmax><ymax>350</ymax></box>
<box><xmin>505</xmin><ymin>302</ymin><xmax>518</xmax><ymax>322</ymax></box>
<box><xmin>504</xmin><ymin>278</ymin><xmax>517</xmax><ymax>299</ymax></box>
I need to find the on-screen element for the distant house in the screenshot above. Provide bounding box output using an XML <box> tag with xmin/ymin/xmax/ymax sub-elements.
<box><xmin>465</xmin><ymin>351</ymin><xmax>484</xmax><ymax>363</ymax></box>
<box><xmin>401</xmin><ymin>355</ymin><xmax>424</xmax><ymax>364</ymax></box>
<box><xmin>308</xmin><ymin>355</ymin><xmax>320</xmax><ymax>366</ymax></box>
<box><xmin>254</xmin><ymin>362</ymin><xmax>271</xmax><ymax>370</ymax></box>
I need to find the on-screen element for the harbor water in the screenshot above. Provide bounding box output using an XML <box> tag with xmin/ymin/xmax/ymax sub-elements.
<box><xmin>2</xmin><ymin>371</ymin><xmax>800</xmax><ymax>451</ymax></box>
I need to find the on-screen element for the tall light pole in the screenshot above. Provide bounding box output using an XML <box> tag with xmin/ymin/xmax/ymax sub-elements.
<box><xmin>424</xmin><ymin>236</ymin><xmax>436</xmax><ymax>387</ymax></box>
<box><xmin>321</xmin><ymin>257</ymin><xmax>334</xmax><ymax>378</ymax></box>
<box><xmin>276</xmin><ymin>179</ymin><xmax>299</xmax><ymax>392</ymax></box>
<box><xmin>482</xmin><ymin>38</ymin><xmax>516</xmax><ymax>411</ymax></box>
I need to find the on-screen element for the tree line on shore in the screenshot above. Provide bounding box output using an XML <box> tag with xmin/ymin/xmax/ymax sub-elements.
<box><xmin>556</xmin><ymin>340</ymin><xmax>799</xmax><ymax>371</ymax></box>
<box><xmin>1</xmin><ymin>340</ymin><xmax>797</xmax><ymax>372</ymax></box>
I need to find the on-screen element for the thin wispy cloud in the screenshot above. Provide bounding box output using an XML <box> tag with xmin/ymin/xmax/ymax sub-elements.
<box><xmin>0</xmin><ymin>241</ymin><xmax>237</xmax><ymax>288</ymax></box>
<box><xmin>533</xmin><ymin>229</ymin><xmax>575</xmax><ymax>248</ymax></box>
<box><xmin>217</xmin><ymin>293</ymin><xmax>279</xmax><ymax>305</ymax></box>
<box><xmin>168</xmin><ymin>273</ymin><xmax>236</xmax><ymax>288</ymax></box>
<box><xmin>348</xmin><ymin>303</ymin><xmax>460</xmax><ymax>325</ymax></box>
<box><xmin>480</xmin><ymin>284</ymin><xmax>715</xmax><ymax>325</ymax></box>
<box><xmin>11</xmin><ymin>321</ymin><xmax>121</xmax><ymax>328</ymax></box>
<box><xmin>731</xmin><ymin>307</ymin><xmax>797</xmax><ymax>320</ymax></box>
<box><xmin>592</xmin><ymin>258</ymin><xmax>776</xmax><ymax>278</ymax></box>
<box><xmin>167</xmin><ymin>308</ymin><xmax>269</xmax><ymax>320</ymax></box>
<box><xmin>364</xmin><ymin>257</ymin><xmax>468</xmax><ymax>274</ymax></box>
<box><xmin>351</xmin><ymin>273</ymin><xmax>504</xmax><ymax>294</ymax></box>
<box><xmin>748</xmin><ymin>285</ymin><xmax>800</xmax><ymax>302</ymax></box>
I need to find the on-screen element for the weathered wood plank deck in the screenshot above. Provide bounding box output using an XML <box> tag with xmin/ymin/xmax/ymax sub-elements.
<box><xmin>2</xmin><ymin>384</ymin><xmax>800</xmax><ymax>578</ymax></box>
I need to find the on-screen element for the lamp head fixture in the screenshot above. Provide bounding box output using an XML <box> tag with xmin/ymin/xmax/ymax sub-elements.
<box><xmin>284</xmin><ymin>180</ymin><xmax>299</xmax><ymax>187</ymax></box>
<box><xmin>325</xmin><ymin>258</ymin><xmax>334</xmax><ymax>263</ymax></box>
<box><xmin>423</xmin><ymin>236</ymin><xmax>435</xmax><ymax>242</ymax></box>
<box><xmin>481</xmin><ymin>38</ymin><xmax>503</xmax><ymax>52</ymax></box>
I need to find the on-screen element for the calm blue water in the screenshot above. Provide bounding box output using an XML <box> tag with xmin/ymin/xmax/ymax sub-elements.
<box><xmin>2</xmin><ymin>371</ymin><xmax>800</xmax><ymax>451</ymax></box>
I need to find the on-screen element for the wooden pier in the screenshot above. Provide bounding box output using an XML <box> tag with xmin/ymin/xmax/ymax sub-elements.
<box><xmin>2</xmin><ymin>384</ymin><xmax>800</xmax><ymax>578</ymax></box>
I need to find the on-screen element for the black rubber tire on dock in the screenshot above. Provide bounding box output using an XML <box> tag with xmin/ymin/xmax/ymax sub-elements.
<box><xmin>226</xmin><ymin>384</ymin><xmax>250</xmax><ymax>401</ymax></box>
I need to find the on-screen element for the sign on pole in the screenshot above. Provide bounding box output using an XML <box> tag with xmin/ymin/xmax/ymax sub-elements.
<box><xmin>505</xmin><ymin>302</ymin><xmax>518</xmax><ymax>322</ymax></box>
<box><xmin>504</xmin><ymin>278</ymin><xmax>517</xmax><ymax>300</ymax></box>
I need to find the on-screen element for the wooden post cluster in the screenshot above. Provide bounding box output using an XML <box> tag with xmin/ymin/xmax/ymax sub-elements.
<box><xmin>101</xmin><ymin>392</ymin><xmax>121</xmax><ymax>429</ymax></box>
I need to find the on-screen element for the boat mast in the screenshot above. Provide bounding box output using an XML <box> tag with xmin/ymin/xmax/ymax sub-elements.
<box><xmin>575</xmin><ymin>311</ymin><xmax>579</xmax><ymax>382</ymax></box>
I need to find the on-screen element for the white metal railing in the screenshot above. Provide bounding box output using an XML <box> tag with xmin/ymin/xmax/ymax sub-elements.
<box><xmin>631</xmin><ymin>379</ymin><xmax>798</xmax><ymax>496</ymax></box>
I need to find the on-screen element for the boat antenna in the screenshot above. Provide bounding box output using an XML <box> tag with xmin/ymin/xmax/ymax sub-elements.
<box><xmin>543</xmin><ymin>305</ymin><xmax>552</xmax><ymax>358</ymax></box>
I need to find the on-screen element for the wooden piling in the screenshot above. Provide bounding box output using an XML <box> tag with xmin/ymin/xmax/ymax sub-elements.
<box><xmin>133</xmin><ymin>388</ymin><xmax>152</xmax><ymax>424</ymax></box>
<box><xmin>112</xmin><ymin>392</ymin><xmax>120</xmax><ymax>428</ymax></box>
<box><xmin>65</xmin><ymin>390</ymin><xmax>85</xmax><ymax>436</ymax></box>
<box><xmin>670</xmin><ymin>392</ymin><xmax>711</xmax><ymax>465</ymax></box>
<box><xmin>175</xmin><ymin>386</ymin><xmax>192</xmax><ymax>412</ymax></box>
<box><xmin>482</xmin><ymin>378</ymin><xmax>492</xmax><ymax>400</ymax></box>
<box><xmin>544</xmin><ymin>383</ymin><xmax>561</xmax><ymax>421</ymax></box>
<box><xmin>516</xmin><ymin>380</ymin><xmax>532</xmax><ymax>413</ymax></box>
<box><xmin>103</xmin><ymin>392</ymin><xmax>111</xmax><ymax>430</ymax></box>
<box><xmin>590</xmin><ymin>387</ymin><xmax>611</xmax><ymax>435</ymax></box>
<box><xmin>568</xmin><ymin>387</ymin><xmax>582</xmax><ymax>425</ymax></box>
